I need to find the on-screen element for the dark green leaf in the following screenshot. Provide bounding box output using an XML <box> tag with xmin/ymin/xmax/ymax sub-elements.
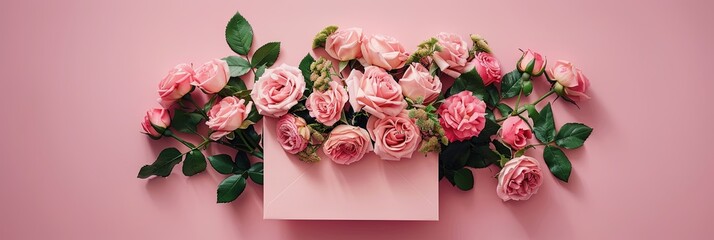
<box><xmin>501</xmin><ymin>70</ymin><xmax>522</xmax><ymax>99</ymax></box>
<box><xmin>223</xmin><ymin>56</ymin><xmax>251</xmax><ymax>77</ymax></box>
<box><xmin>485</xmin><ymin>108</ymin><xmax>495</xmax><ymax>122</ymax></box>
<box><xmin>543</xmin><ymin>146</ymin><xmax>572</xmax><ymax>182</ymax></box>
<box><xmin>471</xmin><ymin>119</ymin><xmax>500</xmax><ymax>144</ymax></box>
<box><xmin>448</xmin><ymin>69</ymin><xmax>487</xmax><ymax>100</ymax></box>
<box><xmin>495</xmin><ymin>103</ymin><xmax>513</xmax><ymax>117</ymax></box>
<box><xmin>172</xmin><ymin>109</ymin><xmax>203</xmax><ymax>134</ymax></box>
<box><xmin>466</xmin><ymin>145</ymin><xmax>500</xmax><ymax>168</ymax></box>
<box><xmin>298</xmin><ymin>54</ymin><xmax>315</xmax><ymax>90</ymax></box>
<box><xmin>137</xmin><ymin>148</ymin><xmax>182</xmax><ymax>178</ymax></box>
<box><xmin>234</xmin><ymin>151</ymin><xmax>251</xmax><ymax>172</ymax></box>
<box><xmin>533</xmin><ymin>103</ymin><xmax>556</xmax><ymax>143</ymax></box>
<box><xmin>485</xmin><ymin>85</ymin><xmax>500</xmax><ymax>107</ymax></box>
<box><xmin>555</xmin><ymin>123</ymin><xmax>593</xmax><ymax>149</ymax></box>
<box><xmin>454</xmin><ymin>168</ymin><xmax>474</xmax><ymax>191</ymax></box>
<box><xmin>248</xmin><ymin>162</ymin><xmax>263</xmax><ymax>185</ymax></box>
<box><xmin>492</xmin><ymin>140</ymin><xmax>511</xmax><ymax>157</ymax></box>
<box><xmin>251</xmin><ymin>42</ymin><xmax>280</xmax><ymax>67</ymax></box>
<box><xmin>524</xmin><ymin>104</ymin><xmax>539</xmax><ymax>121</ymax></box>
<box><xmin>217</xmin><ymin>175</ymin><xmax>246</xmax><ymax>203</ymax></box>
<box><xmin>439</xmin><ymin>140</ymin><xmax>471</xmax><ymax>170</ymax></box>
<box><xmin>254</xmin><ymin>65</ymin><xmax>266</xmax><ymax>81</ymax></box>
<box><xmin>208</xmin><ymin>154</ymin><xmax>234</xmax><ymax>174</ymax></box>
<box><xmin>182</xmin><ymin>150</ymin><xmax>206</xmax><ymax>176</ymax></box>
<box><xmin>225</xmin><ymin>11</ymin><xmax>253</xmax><ymax>55</ymax></box>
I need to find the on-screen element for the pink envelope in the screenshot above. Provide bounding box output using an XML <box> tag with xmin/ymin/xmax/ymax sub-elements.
<box><xmin>263</xmin><ymin>117</ymin><xmax>439</xmax><ymax>220</ymax></box>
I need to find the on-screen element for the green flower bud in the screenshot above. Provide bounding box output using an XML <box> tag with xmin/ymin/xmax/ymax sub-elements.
<box><xmin>312</xmin><ymin>26</ymin><xmax>338</xmax><ymax>49</ymax></box>
<box><xmin>470</xmin><ymin>34</ymin><xmax>492</xmax><ymax>54</ymax></box>
<box><xmin>554</xmin><ymin>82</ymin><xmax>566</xmax><ymax>97</ymax></box>
<box><xmin>522</xmin><ymin>80</ymin><xmax>533</xmax><ymax>96</ymax></box>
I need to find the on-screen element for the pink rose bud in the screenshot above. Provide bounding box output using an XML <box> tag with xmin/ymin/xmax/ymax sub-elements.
<box><xmin>437</xmin><ymin>91</ymin><xmax>487</xmax><ymax>142</ymax></box>
<box><xmin>323</xmin><ymin>125</ymin><xmax>373</xmax><ymax>165</ymax></box>
<box><xmin>251</xmin><ymin>64</ymin><xmax>306</xmax><ymax>118</ymax></box>
<box><xmin>345</xmin><ymin>66</ymin><xmax>407</xmax><ymax>119</ymax></box>
<box><xmin>399</xmin><ymin>63</ymin><xmax>443</xmax><ymax>104</ymax></box>
<box><xmin>496</xmin><ymin>156</ymin><xmax>543</xmax><ymax>201</ymax></box>
<box><xmin>360</xmin><ymin>34</ymin><xmax>408</xmax><ymax>70</ymax></box>
<box><xmin>367</xmin><ymin>112</ymin><xmax>421</xmax><ymax>160</ymax></box>
<box><xmin>141</xmin><ymin>108</ymin><xmax>171</xmax><ymax>138</ymax></box>
<box><xmin>276</xmin><ymin>114</ymin><xmax>310</xmax><ymax>154</ymax></box>
<box><xmin>157</xmin><ymin>63</ymin><xmax>194</xmax><ymax>108</ymax></box>
<box><xmin>547</xmin><ymin>60</ymin><xmax>591</xmax><ymax>101</ymax></box>
<box><xmin>432</xmin><ymin>32</ymin><xmax>470</xmax><ymax>78</ymax></box>
<box><xmin>517</xmin><ymin>49</ymin><xmax>547</xmax><ymax>76</ymax></box>
<box><xmin>499</xmin><ymin>116</ymin><xmax>533</xmax><ymax>150</ymax></box>
<box><xmin>306</xmin><ymin>81</ymin><xmax>349</xmax><ymax>126</ymax></box>
<box><xmin>193</xmin><ymin>59</ymin><xmax>230</xmax><ymax>94</ymax></box>
<box><xmin>325</xmin><ymin>27</ymin><xmax>364</xmax><ymax>61</ymax></box>
<box><xmin>206</xmin><ymin>96</ymin><xmax>253</xmax><ymax>140</ymax></box>
<box><xmin>473</xmin><ymin>52</ymin><xmax>503</xmax><ymax>86</ymax></box>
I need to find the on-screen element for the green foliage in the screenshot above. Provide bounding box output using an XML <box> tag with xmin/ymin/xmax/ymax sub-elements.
<box><xmin>555</xmin><ymin>123</ymin><xmax>593</xmax><ymax>149</ymax></box>
<box><xmin>251</xmin><ymin>42</ymin><xmax>280</xmax><ymax>67</ymax></box>
<box><xmin>223</xmin><ymin>56</ymin><xmax>251</xmax><ymax>77</ymax></box>
<box><xmin>543</xmin><ymin>146</ymin><xmax>572</xmax><ymax>182</ymax></box>
<box><xmin>501</xmin><ymin>70</ymin><xmax>522</xmax><ymax>99</ymax></box>
<box><xmin>533</xmin><ymin>103</ymin><xmax>556</xmax><ymax>143</ymax></box>
<box><xmin>225</xmin><ymin>11</ymin><xmax>253</xmax><ymax>55</ymax></box>
<box><xmin>454</xmin><ymin>168</ymin><xmax>474</xmax><ymax>191</ymax></box>
<box><xmin>217</xmin><ymin>174</ymin><xmax>246</xmax><ymax>203</ymax></box>
<box><xmin>208</xmin><ymin>154</ymin><xmax>235</xmax><ymax>174</ymax></box>
<box><xmin>172</xmin><ymin>109</ymin><xmax>203</xmax><ymax>134</ymax></box>
<box><xmin>137</xmin><ymin>148</ymin><xmax>183</xmax><ymax>178</ymax></box>
<box><xmin>182</xmin><ymin>150</ymin><xmax>206</xmax><ymax>176</ymax></box>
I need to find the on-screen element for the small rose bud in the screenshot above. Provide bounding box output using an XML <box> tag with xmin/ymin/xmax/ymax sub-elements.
<box><xmin>470</xmin><ymin>34</ymin><xmax>492</xmax><ymax>53</ymax></box>
<box><xmin>522</xmin><ymin>80</ymin><xmax>533</xmax><ymax>96</ymax></box>
<box><xmin>517</xmin><ymin>49</ymin><xmax>547</xmax><ymax>76</ymax></box>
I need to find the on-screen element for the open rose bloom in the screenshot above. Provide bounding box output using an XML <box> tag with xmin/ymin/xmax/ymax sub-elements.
<box><xmin>497</xmin><ymin>156</ymin><xmax>543</xmax><ymax>201</ymax></box>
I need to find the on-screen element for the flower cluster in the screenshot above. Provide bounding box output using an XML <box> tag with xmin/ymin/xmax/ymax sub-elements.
<box><xmin>139</xmin><ymin>11</ymin><xmax>594</xmax><ymax>204</ymax></box>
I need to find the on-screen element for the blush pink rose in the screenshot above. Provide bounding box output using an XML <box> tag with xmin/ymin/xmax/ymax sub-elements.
<box><xmin>366</xmin><ymin>112</ymin><xmax>421</xmax><ymax>160</ymax></box>
<box><xmin>437</xmin><ymin>91</ymin><xmax>487</xmax><ymax>142</ymax></box>
<box><xmin>499</xmin><ymin>116</ymin><xmax>533</xmax><ymax>150</ymax></box>
<box><xmin>206</xmin><ymin>96</ymin><xmax>252</xmax><ymax>140</ymax></box>
<box><xmin>360</xmin><ymin>34</ymin><xmax>408</xmax><ymax>70</ymax></box>
<box><xmin>496</xmin><ymin>156</ymin><xmax>543</xmax><ymax>201</ymax></box>
<box><xmin>398</xmin><ymin>63</ymin><xmax>442</xmax><ymax>104</ymax></box>
<box><xmin>193</xmin><ymin>59</ymin><xmax>230</xmax><ymax>94</ymax></box>
<box><xmin>323</xmin><ymin>125</ymin><xmax>373</xmax><ymax>165</ymax></box>
<box><xmin>325</xmin><ymin>27</ymin><xmax>364</xmax><ymax>61</ymax></box>
<box><xmin>276</xmin><ymin>114</ymin><xmax>310</xmax><ymax>154</ymax></box>
<box><xmin>547</xmin><ymin>60</ymin><xmax>591</xmax><ymax>101</ymax></box>
<box><xmin>251</xmin><ymin>64</ymin><xmax>306</xmax><ymax>118</ymax></box>
<box><xmin>473</xmin><ymin>52</ymin><xmax>503</xmax><ymax>86</ymax></box>
<box><xmin>305</xmin><ymin>81</ymin><xmax>348</xmax><ymax>126</ymax></box>
<box><xmin>517</xmin><ymin>49</ymin><xmax>547</xmax><ymax>76</ymax></box>
<box><xmin>432</xmin><ymin>32</ymin><xmax>470</xmax><ymax>78</ymax></box>
<box><xmin>345</xmin><ymin>66</ymin><xmax>407</xmax><ymax>119</ymax></box>
<box><xmin>157</xmin><ymin>63</ymin><xmax>194</xmax><ymax>108</ymax></box>
<box><xmin>141</xmin><ymin>108</ymin><xmax>171</xmax><ymax>138</ymax></box>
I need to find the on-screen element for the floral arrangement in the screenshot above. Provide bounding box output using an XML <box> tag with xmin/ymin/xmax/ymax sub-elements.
<box><xmin>139</xmin><ymin>11</ymin><xmax>593</xmax><ymax>203</ymax></box>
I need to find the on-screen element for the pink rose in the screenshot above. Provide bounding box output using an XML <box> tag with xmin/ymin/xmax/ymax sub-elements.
<box><xmin>499</xmin><ymin>116</ymin><xmax>533</xmax><ymax>150</ymax></box>
<box><xmin>206</xmin><ymin>96</ymin><xmax>252</xmax><ymax>140</ymax></box>
<box><xmin>432</xmin><ymin>32</ymin><xmax>470</xmax><ymax>78</ymax></box>
<box><xmin>276</xmin><ymin>114</ymin><xmax>310</xmax><ymax>154</ymax></box>
<box><xmin>366</xmin><ymin>112</ymin><xmax>421</xmax><ymax>160</ymax></box>
<box><xmin>360</xmin><ymin>34</ymin><xmax>408</xmax><ymax>70</ymax></box>
<box><xmin>157</xmin><ymin>63</ymin><xmax>194</xmax><ymax>108</ymax></box>
<box><xmin>193</xmin><ymin>59</ymin><xmax>230</xmax><ymax>94</ymax></box>
<box><xmin>323</xmin><ymin>125</ymin><xmax>373</xmax><ymax>165</ymax></box>
<box><xmin>141</xmin><ymin>108</ymin><xmax>171</xmax><ymax>138</ymax></box>
<box><xmin>345</xmin><ymin>66</ymin><xmax>407</xmax><ymax>119</ymax></box>
<box><xmin>437</xmin><ymin>91</ymin><xmax>487</xmax><ymax>142</ymax></box>
<box><xmin>547</xmin><ymin>60</ymin><xmax>591</xmax><ymax>101</ymax></box>
<box><xmin>325</xmin><ymin>27</ymin><xmax>364</xmax><ymax>61</ymax></box>
<box><xmin>305</xmin><ymin>81</ymin><xmax>348</xmax><ymax>126</ymax></box>
<box><xmin>496</xmin><ymin>156</ymin><xmax>543</xmax><ymax>201</ymax></box>
<box><xmin>473</xmin><ymin>52</ymin><xmax>503</xmax><ymax>86</ymax></box>
<box><xmin>517</xmin><ymin>49</ymin><xmax>546</xmax><ymax>76</ymax></box>
<box><xmin>398</xmin><ymin>63</ymin><xmax>442</xmax><ymax>104</ymax></box>
<box><xmin>251</xmin><ymin>64</ymin><xmax>306</xmax><ymax>118</ymax></box>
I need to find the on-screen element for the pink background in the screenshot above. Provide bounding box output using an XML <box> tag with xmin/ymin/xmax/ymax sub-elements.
<box><xmin>1</xmin><ymin>0</ymin><xmax>712</xmax><ymax>239</ymax></box>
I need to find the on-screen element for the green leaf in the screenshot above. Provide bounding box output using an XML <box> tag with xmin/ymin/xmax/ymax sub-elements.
<box><xmin>217</xmin><ymin>175</ymin><xmax>246</xmax><ymax>203</ymax></box>
<box><xmin>182</xmin><ymin>150</ymin><xmax>206</xmax><ymax>176</ymax></box>
<box><xmin>439</xmin><ymin>140</ymin><xmax>471</xmax><ymax>170</ymax></box>
<box><xmin>495</xmin><ymin>103</ymin><xmax>513</xmax><ymax>117</ymax></box>
<box><xmin>254</xmin><ymin>65</ymin><xmax>266</xmax><ymax>81</ymax></box>
<box><xmin>251</xmin><ymin>42</ymin><xmax>280</xmax><ymax>67</ymax></box>
<box><xmin>247</xmin><ymin>162</ymin><xmax>263</xmax><ymax>185</ymax></box>
<box><xmin>448</xmin><ymin>69</ymin><xmax>487</xmax><ymax>100</ymax></box>
<box><xmin>555</xmin><ymin>123</ymin><xmax>593</xmax><ymax>149</ymax></box>
<box><xmin>466</xmin><ymin>145</ymin><xmax>500</xmax><ymax>168</ymax></box>
<box><xmin>299</xmin><ymin>54</ymin><xmax>316</xmax><ymax>89</ymax></box>
<box><xmin>524</xmin><ymin>104</ymin><xmax>539</xmax><ymax>121</ymax></box>
<box><xmin>485</xmin><ymin>108</ymin><xmax>495</xmax><ymax>122</ymax></box>
<box><xmin>471</xmin><ymin>119</ymin><xmax>500</xmax><ymax>144</ymax></box>
<box><xmin>137</xmin><ymin>148</ymin><xmax>182</xmax><ymax>178</ymax></box>
<box><xmin>234</xmin><ymin>151</ymin><xmax>251</xmax><ymax>172</ymax></box>
<box><xmin>533</xmin><ymin>103</ymin><xmax>556</xmax><ymax>143</ymax></box>
<box><xmin>172</xmin><ymin>109</ymin><xmax>203</xmax><ymax>134</ymax></box>
<box><xmin>225</xmin><ymin>11</ymin><xmax>253</xmax><ymax>55</ymax></box>
<box><xmin>208</xmin><ymin>154</ymin><xmax>234</xmax><ymax>174</ymax></box>
<box><xmin>454</xmin><ymin>168</ymin><xmax>474</xmax><ymax>191</ymax></box>
<box><xmin>492</xmin><ymin>140</ymin><xmax>511</xmax><ymax>157</ymax></box>
<box><xmin>223</xmin><ymin>56</ymin><xmax>251</xmax><ymax>77</ymax></box>
<box><xmin>501</xmin><ymin>70</ymin><xmax>522</xmax><ymax>99</ymax></box>
<box><xmin>543</xmin><ymin>146</ymin><xmax>572</xmax><ymax>182</ymax></box>
<box><xmin>338</xmin><ymin>61</ymin><xmax>349</xmax><ymax>72</ymax></box>
<box><xmin>485</xmin><ymin>85</ymin><xmax>500</xmax><ymax>107</ymax></box>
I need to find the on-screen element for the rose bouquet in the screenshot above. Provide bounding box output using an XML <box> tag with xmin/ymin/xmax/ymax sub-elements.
<box><xmin>139</xmin><ymin>11</ymin><xmax>593</xmax><ymax>204</ymax></box>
